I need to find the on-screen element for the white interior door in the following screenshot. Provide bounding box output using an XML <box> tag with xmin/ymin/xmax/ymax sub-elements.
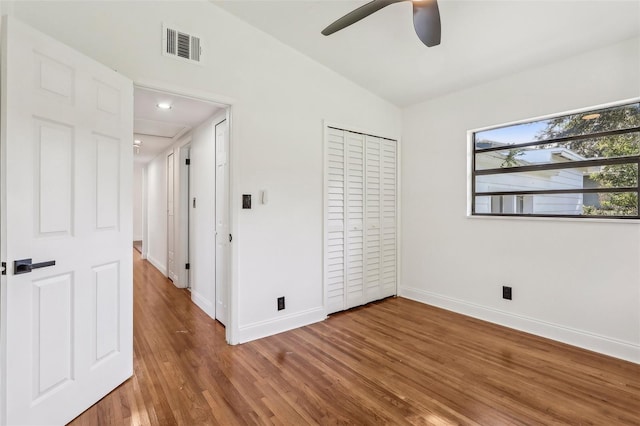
<box><xmin>215</xmin><ymin>120</ymin><xmax>229</xmax><ymax>326</ymax></box>
<box><xmin>179</xmin><ymin>144</ymin><xmax>191</xmax><ymax>289</ymax></box>
<box><xmin>0</xmin><ymin>16</ymin><xmax>133</xmax><ymax>425</ymax></box>
<box><xmin>167</xmin><ymin>152</ymin><xmax>176</xmax><ymax>281</ymax></box>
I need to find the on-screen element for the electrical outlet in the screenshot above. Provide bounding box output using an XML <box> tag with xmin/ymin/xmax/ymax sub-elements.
<box><xmin>277</xmin><ymin>296</ymin><xmax>285</xmax><ymax>311</ymax></box>
<box><xmin>503</xmin><ymin>286</ymin><xmax>512</xmax><ymax>300</ymax></box>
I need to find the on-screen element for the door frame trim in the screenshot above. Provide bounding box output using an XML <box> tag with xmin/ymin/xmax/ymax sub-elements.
<box><xmin>134</xmin><ymin>80</ymin><xmax>237</xmax><ymax>345</ymax></box>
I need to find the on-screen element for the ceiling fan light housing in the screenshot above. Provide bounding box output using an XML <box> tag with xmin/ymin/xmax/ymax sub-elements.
<box><xmin>321</xmin><ymin>0</ymin><xmax>441</xmax><ymax>47</ymax></box>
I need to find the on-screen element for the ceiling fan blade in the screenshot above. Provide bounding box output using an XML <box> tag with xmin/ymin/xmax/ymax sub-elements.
<box><xmin>322</xmin><ymin>0</ymin><xmax>404</xmax><ymax>36</ymax></box>
<box><xmin>413</xmin><ymin>0</ymin><xmax>441</xmax><ymax>47</ymax></box>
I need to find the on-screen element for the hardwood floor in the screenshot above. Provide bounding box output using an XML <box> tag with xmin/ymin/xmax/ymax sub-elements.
<box><xmin>70</xmin><ymin>251</ymin><xmax>640</xmax><ymax>425</ymax></box>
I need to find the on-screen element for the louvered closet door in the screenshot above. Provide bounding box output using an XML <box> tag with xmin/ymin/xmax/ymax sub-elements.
<box><xmin>380</xmin><ymin>139</ymin><xmax>397</xmax><ymax>297</ymax></box>
<box><xmin>345</xmin><ymin>132</ymin><xmax>366</xmax><ymax>309</ymax></box>
<box><xmin>325</xmin><ymin>128</ymin><xmax>396</xmax><ymax>315</ymax></box>
<box><xmin>325</xmin><ymin>128</ymin><xmax>346</xmax><ymax>313</ymax></box>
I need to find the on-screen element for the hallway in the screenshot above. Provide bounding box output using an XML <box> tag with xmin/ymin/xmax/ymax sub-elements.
<box><xmin>69</xmin><ymin>251</ymin><xmax>640</xmax><ymax>425</ymax></box>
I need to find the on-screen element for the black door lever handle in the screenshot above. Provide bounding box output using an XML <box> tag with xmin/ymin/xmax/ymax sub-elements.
<box><xmin>14</xmin><ymin>258</ymin><xmax>56</xmax><ymax>275</ymax></box>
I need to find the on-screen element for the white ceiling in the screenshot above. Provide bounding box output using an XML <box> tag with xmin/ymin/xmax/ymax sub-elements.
<box><xmin>133</xmin><ymin>87</ymin><xmax>225</xmax><ymax>163</ymax></box>
<box><xmin>213</xmin><ymin>0</ymin><xmax>640</xmax><ymax>107</ymax></box>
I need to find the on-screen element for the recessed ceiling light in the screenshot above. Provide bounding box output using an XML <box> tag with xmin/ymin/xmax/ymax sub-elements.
<box><xmin>581</xmin><ymin>113</ymin><xmax>601</xmax><ymax>121</ymax></box>
<box><xmin>157</xmin><ymin>103</ymin><xmax>172</xmax><ymax>110</ymax></box>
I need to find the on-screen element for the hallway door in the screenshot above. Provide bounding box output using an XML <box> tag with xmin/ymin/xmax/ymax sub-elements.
<box><xmin>215</xmin><ymin>120</ymin><xmax>229</xmax><ymax>325</ymax></box>
<box><xmin>167</xmin><ymin>152</ymin><xmax>176</xmax><ymax>281</ymax></box>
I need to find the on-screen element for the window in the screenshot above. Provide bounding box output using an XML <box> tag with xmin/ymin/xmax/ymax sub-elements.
<box><xmin>472</xmin><ymin>101</ymin><xmax>640</xmax><ymax>219</ymax></box>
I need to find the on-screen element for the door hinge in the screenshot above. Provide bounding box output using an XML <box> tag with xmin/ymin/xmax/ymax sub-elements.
<box><xmin>229</xmin><ymin>234</ymin><xmax>233</xmax><ymax>243</ymax></box>
<box><xmin>1</xmin><ymin>262</ymin><xmax>6</xmax><ymax>275</ymax></box>
<box><xmin>185</xmin><ymin>263</ymin><xmax>190</xmax><ymax>270</ymax></box>
<box><xmin>185</xmin><ymin>158</ymin><xmax>191</xmax><ymax>165</ymax></box>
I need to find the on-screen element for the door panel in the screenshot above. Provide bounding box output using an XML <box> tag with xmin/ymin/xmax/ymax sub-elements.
<box><xmin>36</xmin><ymin>120</ymin><xmax>73</xmax><ymax>236</ymax></box>
<box><xmin>1</xmin><ymin>16</ymin><xmax>133</xmax><ymax>425</ymax></box>
<box><xmin>93</xmin><ymin>262</ymin><xmax>120</xmax><ymax>363</ymax></box>
<box><xmin>96</xmin><ymin>136</ymin><xmax>121</xmax><ymax>230</ymax></box>
<box><xmin>32</xmin><ymin>274</ymin><xmax>73</xmax><ymax>399</ymax></box>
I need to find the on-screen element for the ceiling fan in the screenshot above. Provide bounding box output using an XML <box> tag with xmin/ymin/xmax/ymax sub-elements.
<box><xmin>321</xmin><ymin>0</ymin><xmax>441</xmax><ymax>47</ymax></box>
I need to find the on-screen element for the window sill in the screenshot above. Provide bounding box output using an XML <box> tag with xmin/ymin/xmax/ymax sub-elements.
<box><xmin>466</xmin><ymin>213</ymin><xmax>640</xmax><ymax>224</ymax></box>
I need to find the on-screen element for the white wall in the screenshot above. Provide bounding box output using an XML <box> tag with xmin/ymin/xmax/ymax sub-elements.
<box><xmin>145</xmin><ymin>148</ymin><xmax>168</xmax><ymax>275</ymax></box>
<box><xmin>139</xmin><ymin>134</ymin><xmax>175</xmax><ymax>263</ymax></box>
<box><xmin>132</xmin><ymin>162</ymin><xmax>144</xmax><ymax>241</ymax></box>
<box><xmin>8</xmin><ymin>1</ymin><xmax>402</xmax><ymax>343</ymax></box>
<box><xmin>401</xmin><ymin>37</ymin><xmax>640</xmax><ymax>363</ymax></box>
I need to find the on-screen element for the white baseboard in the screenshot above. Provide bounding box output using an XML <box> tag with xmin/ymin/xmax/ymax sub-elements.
<box><xmin>171</xmin><ymin>277</ymin><xmax>187</xmax><ymax>289</ymax></box>
<box><xmin>400</xmin><ymin>286</ymin><xmax>640</xmax><ymax>364</ymax></box>
<box><xmin>238</xmin><ymin>307</ymin><xmax>326</xmax><ymax>344</ymax></box>
<box><xmin>146</xmin><ymin>254</ymin><xmax>166</xmax><ymax>276</ymax></box>
<box><xmin>191</xmin><ymin>291</ymin><xmax>215</xmax><ymax>319</ymax></box>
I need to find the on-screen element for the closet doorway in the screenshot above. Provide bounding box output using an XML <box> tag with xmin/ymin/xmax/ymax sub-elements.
<box><xmin>324</xmin><ymin>125</ymin><xmax>398</xmax><ymax>314</ymax></box>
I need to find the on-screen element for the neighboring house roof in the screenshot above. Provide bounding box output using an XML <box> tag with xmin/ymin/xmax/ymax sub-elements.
<box><xmin>477</xmin><ymin>141</ymin><xmax>589</xmax><ymax>170</ymax></box>
<box><xmin>521</xmin><ymin>147</ymin><xmax>586</xmax><ymax>164</ymax></box>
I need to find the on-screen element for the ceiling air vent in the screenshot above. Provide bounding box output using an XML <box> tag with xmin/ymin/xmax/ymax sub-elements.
<box><xmin>163</xmin><ymin>25</ymin><xmax>202</xmax><ymax>64</ymax></box>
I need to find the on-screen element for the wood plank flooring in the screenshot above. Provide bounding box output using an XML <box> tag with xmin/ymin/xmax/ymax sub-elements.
<box><xmin>70</xmin><ymin>251</ymin><xmax>640</xmax><ymax>425</ymax></box>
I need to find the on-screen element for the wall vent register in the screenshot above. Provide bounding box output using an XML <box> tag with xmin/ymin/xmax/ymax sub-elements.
<box><xmin>163</xmin><ymin>25</ymin><xmax>202</xmax><ymax>63</ymax></box>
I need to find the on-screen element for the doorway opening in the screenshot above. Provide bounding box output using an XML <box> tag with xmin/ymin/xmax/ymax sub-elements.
<box><xmin>132</xmin><ymin>85</ymin><xmax>232</xmax><ymax>339</ymax></box>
